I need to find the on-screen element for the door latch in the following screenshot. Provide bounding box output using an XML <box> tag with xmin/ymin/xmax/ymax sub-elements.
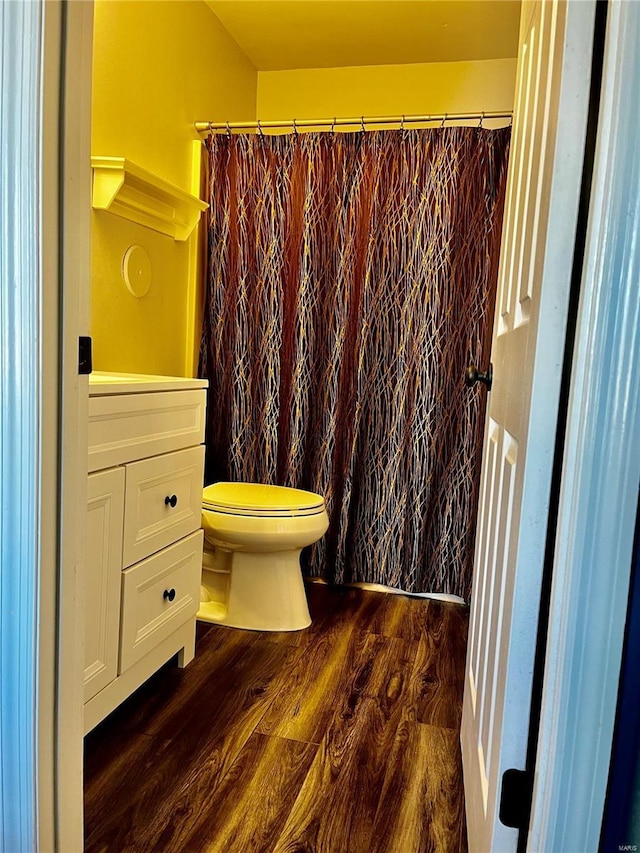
<box><xmin>499</xmin><ymin>767</ymin><xmax>533</xmax><ymax>830</ymax></box>
<box><xmin>78</xmin><ymin>336</ymin><xmax>92</xmax><ymax>375</ymax></box>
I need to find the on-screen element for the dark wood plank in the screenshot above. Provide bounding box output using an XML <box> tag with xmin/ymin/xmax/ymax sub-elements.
<box><xmin>370</xmin><ymin>721</ymin><xmax>467</xmax><ymax>853</ymax></box>
<box><xmin>404</xmin><ymin>601</ymin><xmax>469</xmax><ymax>729</ymax></box>
<box><xmin>273</xmin><ymin>698</ymin><xmax>393</xmax><ymax>853</ymax></box>
<box><xmin>84</xmin><ymin>622</ymin><xmax>258</xmax><ymax>749</ymax></box>
<box><xmin>425</xmin><ymin>600</ymin><xmax>469</xmax><ymax>686</ymax></box>
<box><xmin>271</xmin><ymin>633</ymin><xmax>416</xmax><ymax>853</ymax></box>
<box><xmin>179</xmin><ymin>733</ymin><xmax>317</xmax><ymax>853</ymax></box>
<box><xmin>256</xmin><ymin>597</ymin><xmax>390</xmax><ymax>744</ymax></box>
<box><xmin>84</xmin><ymin>640</ymin><xmax>297</xmax><ymax>853</ymax></box>
<box><xmin>304</xmin><ymin>581</ymin><xmax>385</xmax><ymax>638</ymax></box>
<box><xmin>257</xmin><ymin>629</ymin><xmax>414</xmax><ymax>744</ymax></box>
<box><xmin>256</xmin><ymin>623</ymin><xmax>358</xmax><ymax>743</ymax></box>
<box><xmin>84</xmin><ymin>732</ymin><xmax>172</xmax><ymax>847</ymax></box>
<box><xmin>135</xmin><ymin>623</ymin><xmax>262</xmax><ymax>738</ymax></box>
<box><xmin>367</xmin><ymin>590</ymin><xmax>434</xmax><ymax>640</ymax></box>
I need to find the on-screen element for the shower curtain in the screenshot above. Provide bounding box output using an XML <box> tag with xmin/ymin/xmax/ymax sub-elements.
<box><xmin>199</xmin><ymin>127</ymin><xmax>510</xmax><ymax>599</ymax></box>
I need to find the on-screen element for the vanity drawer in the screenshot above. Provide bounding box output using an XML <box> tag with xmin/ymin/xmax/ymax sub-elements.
<box><xmin>119</xmin><ymin>530</ymin><xmax>203</xmax><ymax>674</ymax></box>
<box><xmin>88</xmin><ymin>388</ymin><xmax>206</xmax><ymax>472</ymax></box>
<box><xmin>122</xmin><ymin>445</ymin><xmax>205</xmax><ymax>567</ymax></box>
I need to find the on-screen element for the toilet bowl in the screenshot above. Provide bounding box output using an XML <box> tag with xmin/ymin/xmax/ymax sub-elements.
<box><xmin>197</xmin><ymin>482</ymin><xmax>329</xmax><ymax>631</ymax></box>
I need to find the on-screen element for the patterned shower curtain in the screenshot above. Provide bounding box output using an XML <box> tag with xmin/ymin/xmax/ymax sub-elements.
<box><xmin>199</xmin><ymin>127</ymin><xmax>510</xmax><ymax>599</ymax></box>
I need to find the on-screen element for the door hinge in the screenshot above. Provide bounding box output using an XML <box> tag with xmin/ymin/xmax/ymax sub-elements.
<box><xmin>78</xmin><ymin>336</ymin><xmax>93</xmax><ymax>375</ymax></box>
<box><xmin>499</xmin><ymin>768</ymin><xmax>533</xmax><ymax>830</ymax></box>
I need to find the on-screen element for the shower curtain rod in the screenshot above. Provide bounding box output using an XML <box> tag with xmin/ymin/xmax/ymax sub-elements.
<box><xmin>194</xmin><ymin>110</ymin><xmax>513</xmax><ymax>134</ymax></box>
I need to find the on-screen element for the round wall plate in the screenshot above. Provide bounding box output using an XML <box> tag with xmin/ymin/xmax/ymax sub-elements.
<box><xmin>122</xmin><ymin>244</ymin><xmax>152</xmax><ymax>298</ymax></box>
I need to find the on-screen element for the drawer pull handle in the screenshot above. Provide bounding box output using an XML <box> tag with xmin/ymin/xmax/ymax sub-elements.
<box><xmin>163</xmin><ymin>588</ymin><xmax>176</xmax><ymax>602</ymax></box>
<box><xmin>165</xmin><ymin>494</ymin><xmax>178</xmax><ymax>508</ymax></box>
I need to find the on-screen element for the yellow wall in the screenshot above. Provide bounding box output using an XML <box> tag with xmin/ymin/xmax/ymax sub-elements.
<box><xmin>257</xmin><ymin>59</ymin><xmax>516</xmax><ymax>127</ymax></box>
<box><xmin>91</xmin><ymin>0</ymin><xmax>257</xmax><ymax>376</ymax></box>
<box><xmin>91</xmin><ymin>1</ymin><xmax>515</xmax><ymax>377</ymax></box>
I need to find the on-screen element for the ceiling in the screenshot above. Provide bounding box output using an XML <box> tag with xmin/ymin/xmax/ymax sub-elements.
<box><xmin>206</xmin><ymin>1</ymin><xmax>521</xmax><ymax>72</ymax></box>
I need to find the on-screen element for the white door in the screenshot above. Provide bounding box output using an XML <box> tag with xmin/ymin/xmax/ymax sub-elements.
<box><xmin>461</xmin><ymin>2</ymin><xmax>597</xmax><ymax>850</ymax></box>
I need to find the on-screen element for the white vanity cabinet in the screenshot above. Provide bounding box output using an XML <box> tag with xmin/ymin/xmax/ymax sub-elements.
<box><xmin>84</xmin><ymin>373</ymin><xmax>207</xmax><ymax>734</ymax></box>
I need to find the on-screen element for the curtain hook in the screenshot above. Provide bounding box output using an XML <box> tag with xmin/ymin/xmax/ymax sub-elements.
<box><xmin>400</xmin><ymin>114</ymin><xmax>405</xmax><ymax>132</ymax></box>
<box><xmin>292</xmin><ymin>117</ymin><xmax>298</xmax><ymax>136</ymax></box>
<box><xmin>257</xmin><ymin>119</ymin><xmax>264</xmax><ymax>139</ymax></box>
<box><xmin>225</xmin><ymin>121</ymin><xmax>232</xmax><ymax>138</ymax></box>
<box><xmin>478</xmin><ymin>111</ymin><xmax>485</xmax><ymax>130</ymax></box>
<box><xmin>361</xmin><ymin>115</ymin><xmax>366</xmax><ymax>133</ymax></box>
<box><xmin>330</xmin><ymin>116</ymin><xmax>337</xmax><ymax>135</ymax></box>
<box><xmin>441</xmin><ymin>113</ymin><xmax>448</xmax><ymax>129</ymax></box>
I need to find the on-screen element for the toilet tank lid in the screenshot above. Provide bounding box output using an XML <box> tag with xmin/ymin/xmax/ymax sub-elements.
<box><xmin>203</xmin><ymin>482</ymin><xmax>326</xmax><ymax>513</ymax></box>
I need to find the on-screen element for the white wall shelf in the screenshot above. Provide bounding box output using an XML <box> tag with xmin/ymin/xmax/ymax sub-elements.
<box><xmin>91</xmin><ymin>156</ymin><xmax>208</xmax><ymax>241</ymax></box>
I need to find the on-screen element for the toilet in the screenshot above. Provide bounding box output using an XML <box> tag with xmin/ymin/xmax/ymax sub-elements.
<box><xmin>197</xmin><ymin>482</ymin><xmax>329</xmax><ymax>631</ymax></box>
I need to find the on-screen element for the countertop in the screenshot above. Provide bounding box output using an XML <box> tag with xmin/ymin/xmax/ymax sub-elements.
<box><xmin>89</xmin><ymin>371</ymin><xmax>208</xmax><ymax>396</ymax></box>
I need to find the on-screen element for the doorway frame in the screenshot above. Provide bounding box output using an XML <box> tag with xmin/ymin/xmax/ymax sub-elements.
<box><xmin>55</xmin><ymin>1</ymin><xmax>94</xmax><ymax>850</ymax></box>
<box><xmin>1</xmin><ymin>1</ymin><xmax>54</xmax><ymax>848</ymax></box>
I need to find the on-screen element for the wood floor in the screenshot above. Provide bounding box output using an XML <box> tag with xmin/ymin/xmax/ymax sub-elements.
<box><xmin>84</xmin><ymin>582</ymin><xmax>469</xmax><ymax>853</ymax></box>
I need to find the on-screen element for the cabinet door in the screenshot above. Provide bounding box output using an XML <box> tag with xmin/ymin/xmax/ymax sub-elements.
<box><xmin>85</xmin><ymin>467</ymin><xmax>125</xmax><ymax>703</ymax></box>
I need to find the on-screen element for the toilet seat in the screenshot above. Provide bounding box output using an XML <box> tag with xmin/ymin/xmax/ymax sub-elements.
<box><xmin>202</xmin><ymin>482</ymin><xmax>326</xmax><ymax>518</ymax></box>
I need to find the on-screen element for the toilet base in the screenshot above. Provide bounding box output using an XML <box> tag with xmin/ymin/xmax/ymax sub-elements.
<box><xmin>197</xmin><ymin>548</ymin><xmax>312</xmax><ymax>632</ymax></box>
